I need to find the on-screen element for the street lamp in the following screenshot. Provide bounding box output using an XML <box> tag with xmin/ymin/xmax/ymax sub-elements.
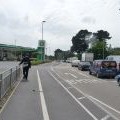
<box><xmin>103</xmin><ymin>40</ymin><xmax>105</xmax><ymax>60</ymax></box>
<box><xmin>42</xmin><ymin>21</ymin><xmax>46</xmax><ymax>40</ymax></box>
<box><xmin>41</xmin><ymin>21</ymin><xmax>46</xmax><ymax>61</ymax></box>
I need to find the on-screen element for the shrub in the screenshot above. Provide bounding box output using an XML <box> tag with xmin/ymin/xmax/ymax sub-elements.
<box><xmin>31</xmin><ymin>60</ymin><xmax>42</xmax><ymax>65</ymax></box>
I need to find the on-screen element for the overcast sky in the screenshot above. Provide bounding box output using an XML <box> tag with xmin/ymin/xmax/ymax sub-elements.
<box><xmin>0</xmin><ymin>0</ymin><xmax>120</xmax><ymax>55</ymax></box>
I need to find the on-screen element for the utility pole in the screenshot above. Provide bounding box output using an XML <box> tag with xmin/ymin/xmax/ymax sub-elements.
<box><xmin>15</xmin><ymin>39</ymin><xmax>16</xmax><ymax>59</ymax></box>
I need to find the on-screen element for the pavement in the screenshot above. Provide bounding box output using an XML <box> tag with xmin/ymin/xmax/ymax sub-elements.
<box><xmin>0</xmin><ymin>66</ymin><xmax>43</xmax><ymax>120</ymax></box>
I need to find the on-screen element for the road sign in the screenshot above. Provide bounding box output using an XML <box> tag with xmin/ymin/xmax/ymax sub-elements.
<box><xmin>37</xmin><ymin>40</ymin><xmax>46</xmax><ymax>61</ymax></box>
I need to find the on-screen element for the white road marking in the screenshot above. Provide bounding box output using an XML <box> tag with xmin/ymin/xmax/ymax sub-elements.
<box><xmin>101</xmin><ymin>115</ymin><xmax>110</xmax><ymax>120</ymax></box>
<box><xmin>88</xmin><ymin>95</ymin><xmax>120</xmax><ymax>116</ymax></box>
<box><xmin>37</xmin><ymin>70</ymin><xmax>50</xmax><ymax>120</ymax></box>
<box><xmin>49</xmin><ymin>71</ymin><xmax>98</xmax><ymax>120</ymax></box>
<box><xmin>67</xmin><ymin>87</ymin><xmax>73</xmax><ymax>89</ymax></box>
<box><xmin>51</xmin><ymin>67</ymin><xmax>118</xmax><ymax>120</ymax></box>
<box><xmin>71</xmin><ymin>69</ymin><xmax>89</xmax><ymax>78</ymax></box>
<box><xmin>66</xmin><ymin>79</ymin><xmax>77</xmax><ymax>84</ymax></box>
<box><xmin>75</xmin><ymin>79</ymin><xmax>101</xmax><ymax>84</ymax></box>
<box><xmin>65</xmin><ymin>73</ymin><xmax>78</xmax><ymax>79</ymax></box>
<box><xmin>78</xmin><ymin>96</ymin><xmax>86</xmax><ymax>100</ymax></box>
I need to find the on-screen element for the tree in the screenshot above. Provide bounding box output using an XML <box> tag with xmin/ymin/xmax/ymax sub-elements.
<box><xmin>88</xmin><ymin>41</ymin><xmax>109</xmax><ymax>59</ymax></box>
<box><xmin>54</xmin><ymin>49</ymin><xmax>74</xmax><ymax>61</ymax></box>
<box><xmin>54</xmin><ymin>49</ymin><xmax>63</xmax><ymax>60</ymax></box>
<box><xmin>62</xmin><ymin>50</ymin><xmax>74</xmax><ymax>60</ymax></box>
<box><xmin>88</xmin><ymin>30</ymin><xmax>111</xmax><ymax>59</ymax></box>
<box><xmin>94</xmin><ymin>30</ymin><xmax>111</xmax><ymax>42</ymax></box>
<box><xmin>110</xmin><ymin>48</ymin><xmax>120</xmax><ymax>55</ymax></box>
<box><xmin>71</xmin><ymin>30</ymin><xmax>92</xmax><ymax>53</ymax></box>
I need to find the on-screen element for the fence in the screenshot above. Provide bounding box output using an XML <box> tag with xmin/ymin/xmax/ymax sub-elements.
<box><xmin>0</xmin><ymin>66</ymin><xmax>21</xmax><ymax>99</ymax></box>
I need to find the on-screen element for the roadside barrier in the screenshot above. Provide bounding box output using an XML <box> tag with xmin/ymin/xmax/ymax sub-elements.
<box><xmin>0</xmin><ymin>66</ymin><xmax>21</xmax><ymax>99</ymax></box>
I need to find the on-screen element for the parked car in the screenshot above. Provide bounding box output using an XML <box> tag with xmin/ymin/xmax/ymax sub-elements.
<box><xmin>89</xmin><ymin>60</ymin><xmax>117</xmax><ymax>78</ymax></box>
<box><xmin>78</xmin><ymin>61</ymin><xmax>91</xmax><ymax>71</ymax></box>
<box><xmin>106</xmin><ymin>55</ymin><xmax>120</xmax><ymax>71</ymax></box>
<box><xmin>71</xmin><ymin>60</ymin><xmax>80</xmax><ymax>67</ymax></box>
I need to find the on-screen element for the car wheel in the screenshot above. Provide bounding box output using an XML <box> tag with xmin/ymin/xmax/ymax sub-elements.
<box><xmin>89</xmin><ymin>71</ymin><xmax>92</xmax><ymax>75</ymax></box>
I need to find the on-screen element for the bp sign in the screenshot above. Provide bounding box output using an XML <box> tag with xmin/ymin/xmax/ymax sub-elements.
<box><xmin>37</xmin><ymin>40</ymin><xmax>46</xmax><ymax>61</ymax></box>
<box><xmin>38</xmin><ymin>40</ymin><xmax>45</xmax><ymax>47</ymax></box>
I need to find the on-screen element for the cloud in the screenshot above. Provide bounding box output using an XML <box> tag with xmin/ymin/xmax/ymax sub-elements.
<box><xmin>81</xmin><ymin>16</ymin><xmax>96</xmax><ymax>24</ymax></box>
<box><xmin>0</xmin><ymin>11</ymin><xmax>8</xmax><ymax>26</ymax></box>
<box><xmin>0</xmin><ymin>0</ymin><xmax>119</xmax><ymax>55</ymax></box>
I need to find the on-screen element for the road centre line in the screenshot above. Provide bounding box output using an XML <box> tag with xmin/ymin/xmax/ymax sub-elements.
<box><xmin>37</xmin><ymin>70</ymin><xmax>50</xmax><ymax>120</ymax></box>
<box><xmin>51</xmin><ymin>67</ymin><xmax>118</xmax><ymax>120</ymax></box>
<box><xmin>49</xmin><ymin>71</ymin><xmax>98</xmax><ymax>120</ymax></box>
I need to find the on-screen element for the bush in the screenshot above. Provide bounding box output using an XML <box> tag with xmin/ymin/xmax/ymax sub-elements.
<box><xmin>31</xmin><ymin>60</ymin><xmax>42</xmax><ymax>65</ymax></box>
<box><xmin>31</xmin><ymin>58</ymin><xmax>52</xmax><ymax>65</ymax></box>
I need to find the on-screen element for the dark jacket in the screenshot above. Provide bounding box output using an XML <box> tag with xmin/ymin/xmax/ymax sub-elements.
<box><xmin>19</xmin><ymin>56</ymin><xmax>31</xmax><ymax>68</ymax></box>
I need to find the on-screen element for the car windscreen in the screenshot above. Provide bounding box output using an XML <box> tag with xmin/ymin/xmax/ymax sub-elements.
<box><xmin>101</xmin><ymin>61</ymin><xmax>117</xmax><ymax>68</ymax></box>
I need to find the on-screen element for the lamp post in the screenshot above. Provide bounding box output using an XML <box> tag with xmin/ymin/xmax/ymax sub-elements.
<box><xmin>103</xmin><ymin>40</ymin><xmax>105</xmax><ymax>60</ymax></box>
<box><xmin>41</xmin><ymin>21</ymin><xmax>46</xmax><ymax>61</ymax></box>
<box><xmin>42</xmin><ymin>21</ymin><xmax>46</xmax><ymax>40</ymax></box>
<box><xmin>15</xmin><ymin>39</ymin><xmax>16</xmax><ymax>58</ymax></box>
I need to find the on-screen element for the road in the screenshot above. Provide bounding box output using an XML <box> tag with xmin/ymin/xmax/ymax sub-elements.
<box><xmin>0</xmin><ymin>61</ymin><xmax>19</xmax><ymax>73</ymax></box>
<box><xmin>0</xmin><ymin>62</ymin><xmax>120</xmax><ymax>120</ymax></box>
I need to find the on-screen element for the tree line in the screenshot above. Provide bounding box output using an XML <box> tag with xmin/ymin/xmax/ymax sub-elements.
<box><xmin>54</xmin><ymin>29</ymin><xmax>119</xmax><ymax>60</ymax></box>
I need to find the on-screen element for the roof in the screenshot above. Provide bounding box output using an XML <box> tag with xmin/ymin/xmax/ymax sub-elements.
<box><xmin>0</xmin><ymin>43</ymin><xmax>35</xmax><ymax>51</ymax></box>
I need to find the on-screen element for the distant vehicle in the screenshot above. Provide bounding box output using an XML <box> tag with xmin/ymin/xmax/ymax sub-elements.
<box><xmin>106</xmin><ymin>55</ymin><xmax>120</xmax><ymax>61</ymax></box>
<box><xmin>71</xmin><ymin>60</ymin><xmax>80</xmax><ymax>67</ymax></box>
<box><xmin>81</xmin><ymin>53</ymin><xmax>94</xmax><ymax>62</ymax></box>
<box><xmin>78</xmin><ymin>61</ymin><xmax>91</xmax><ymax>71</ymax></box>
<box><xmin>67</xmin><ymin>57</ymin><xmax>78</xmax><ymax>63</ymax></box>
<box><xmin>89</xmin><ymin>60</ymin><xmax>117</xmax><ymax>78</ymax></box>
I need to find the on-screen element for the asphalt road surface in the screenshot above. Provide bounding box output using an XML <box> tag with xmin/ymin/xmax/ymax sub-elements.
<box><xmin>0</xmin><ymin>62</ymin><xmax>120</xmax><ymax>120</ymax></box>
<box><xmin>0</xmin><ymin>61</ymin><xmax>19</xmax><ymax>73</ymax></box>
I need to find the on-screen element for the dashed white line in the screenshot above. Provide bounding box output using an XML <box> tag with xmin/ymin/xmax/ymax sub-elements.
<box><xmin>67</xmin><ymin>87</ymin><xmax>73</xmax><ymax>89</ymax></box>
<box><xmin>37</xmin><ymin>70</ymin><xmax>50</xmax><ymax>120</ymax></box>
<box><xmin>71</xmin><ymin>69</ymin><xmax>89</xmax><ymax>78</ymax></box>
<box><xmin>69</xmin><ymin>73</ymin><xmax>78</xmax><ymax>79</ymax></box>
<box><xmin>78</xmin><ymin>96</ymin><xmax>86</xmax><ymax>100</ymax></box>
<box><xmin>65</xmin><ymin>73</ymin><xmax>78</xmax><ymax>79</ymax></box>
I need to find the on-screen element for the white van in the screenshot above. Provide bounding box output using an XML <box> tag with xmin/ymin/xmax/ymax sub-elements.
<box><xmin>71</xmin><ymin>60</ymin><xmax>80</xmax><ymax>67</ymax></box>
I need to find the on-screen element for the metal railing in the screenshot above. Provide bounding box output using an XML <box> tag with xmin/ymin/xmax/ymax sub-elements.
<box><xmin>0</xmin><ymin>66</ymin><xmax>21</xmax><ymax>99</ymax></box>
